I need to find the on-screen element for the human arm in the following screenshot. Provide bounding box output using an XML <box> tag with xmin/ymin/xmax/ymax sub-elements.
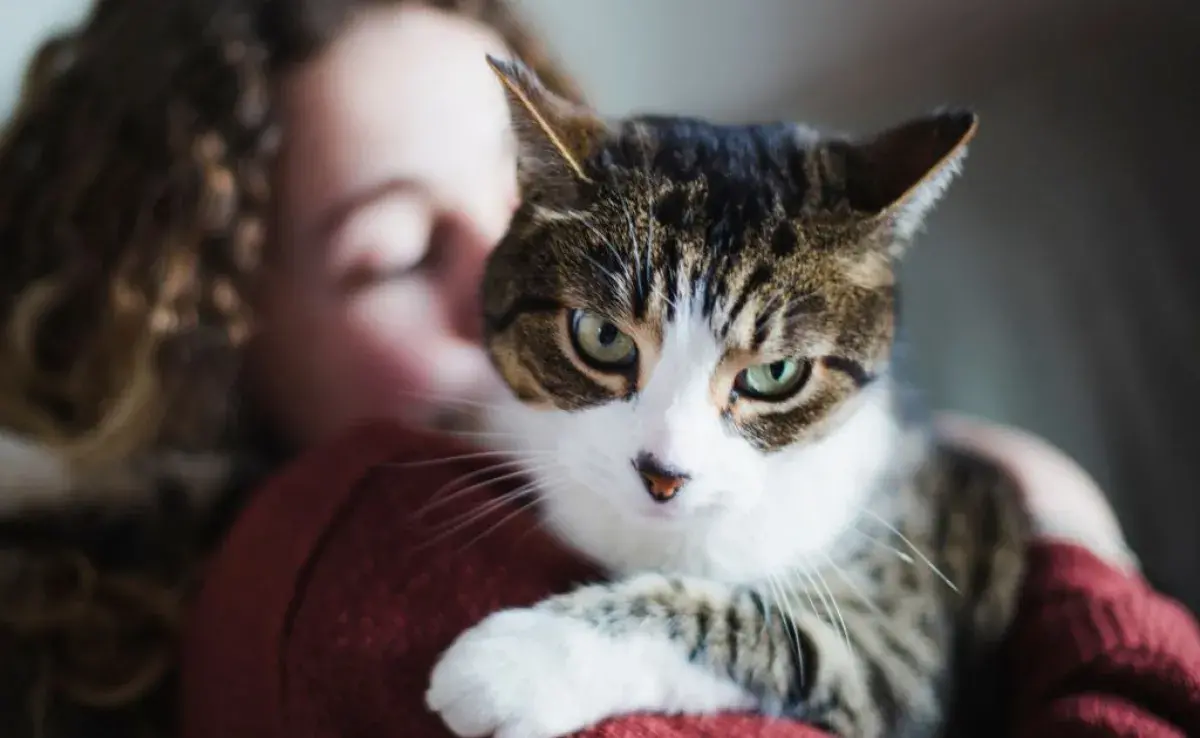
<box><xmin>939</xmin><ymin>415</ymin><xmax>1200</xmax><ymax>738</ymax></box>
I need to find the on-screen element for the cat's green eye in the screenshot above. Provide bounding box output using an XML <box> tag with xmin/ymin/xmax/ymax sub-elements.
<box><xmin>569</xmin><ymin>310</ymin><xmax>638</xmax><ymax>370</ymax></box>
<box><xmin>734</xmin><ymin>359</ymin><xmax>811</xmax><ymax>401</ymax></box>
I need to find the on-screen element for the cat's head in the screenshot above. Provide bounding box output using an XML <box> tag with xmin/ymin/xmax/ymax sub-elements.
<box><xmin>480</xmin><ymin>57</ymin><xmax>974</xmax><ymax>579</ymax></box>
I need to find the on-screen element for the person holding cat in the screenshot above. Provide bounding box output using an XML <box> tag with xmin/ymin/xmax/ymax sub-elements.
<box><xmin>0</xmin><ymin>1</ymin><xmax>1195</xmax><ymax>737</ymax></box>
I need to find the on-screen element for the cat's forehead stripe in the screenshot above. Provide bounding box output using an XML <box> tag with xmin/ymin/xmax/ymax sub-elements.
<box><xmin>770</xmin><ymin>223</ymin><xmax>799</xmax><ymax>257</ymax></box>
<box><xmin>652</xmin><ymin>188</ymin><xmax>690</xmax><ymax>227</ymax></box>
<box><xmin>721</xmin><ymin>264</ymin><xmax>774</xmax><ymax>341</ymax></box>
<box><xmin>485</xmin><ymin>113</ymin><xmax>905</xmax><ymax>431</ymax></box>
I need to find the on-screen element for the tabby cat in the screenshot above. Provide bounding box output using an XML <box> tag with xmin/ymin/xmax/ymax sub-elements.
<box><xmin>424</xmin><ymin>57</ymin><xmax>1030</xmax><ymax>738</ymax></box>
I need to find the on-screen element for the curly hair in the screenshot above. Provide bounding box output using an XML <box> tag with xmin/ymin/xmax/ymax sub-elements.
<box><xmin>0</xmin><ymin>1</ymin><xmax>580</xmax><ymax>735</ymax></box>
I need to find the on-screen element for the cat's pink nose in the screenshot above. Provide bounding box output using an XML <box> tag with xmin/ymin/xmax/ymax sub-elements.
<box><xmin>632</xmin><ymin>453</ymin><xmax>690</xmax><ymax>503</ymax></box>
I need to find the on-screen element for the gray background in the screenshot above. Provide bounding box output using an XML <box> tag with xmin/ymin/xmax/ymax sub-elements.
<box><xmin>4</xmin><ymin>0</ymin><xmax>1198</xmax><ymax>609</ymax></box>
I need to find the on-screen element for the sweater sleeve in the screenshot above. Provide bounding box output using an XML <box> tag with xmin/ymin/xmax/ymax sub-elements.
<box><xmin>1006</xmin><ymin>543</ymin><xmax>1200</xmax><ymax>738</ymax></box>
<box><xmin>182</xmin><ymin>425</ymin><xmax>1200</xmax><ymax>738</ymax></box>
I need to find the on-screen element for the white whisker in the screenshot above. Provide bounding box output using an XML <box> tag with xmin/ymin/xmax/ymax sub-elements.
<box><xmin>818</xmin><ymin>552</ymin><xmax>914</xmax><ymax>647</ymax></box>
<box><xmin>417</xmin><ymin>486</ymin><xmax>532</xmax><ymax>543</ymax></box>
<box><xmin>644</xmin><ymin>189</ymin><xmax>656</xmax><ymax>301</ymax></box>
<box><xmin>785</xmin><ymin>566</ymin><xmax>823</xmax><ymax>624</ymax></box>
<box><xmin>652</xmin><ymin>284</ymin><xmax>679</xmax><ymax>313</ymax></box>
<box><xmin>388</xmin><ymin>388</ymin><xmax>507</xmax><ymax>411</ymax></box>
<box><xmin>410</xmin><ymin>454</ymin><xmax>570</xmax><ymax>518</ymax></box>
<box><xmin>618</xmin><ymin>197</ymin><xmax>648</xmax><ymax>305</ymax></box>
<box><xmin>413</xmin><ymin>463</ymin><xmax>538</xmax><ymax>517</ymax></box>
<box><xmin>807</xmin><ymin>557</ymin><xmax>854</xmax><ymax>659</ymax></box>
<box><xmin>579</xmin><ymin>250</ymin><xmax>625</xmax><ymax>291</ymax></box>
<box><xmin>819</xmin><ymin>553</ymin><xmax>880</xmax><ymax>619</ymax></box>
<box><xmin>388</xmin><ymin>448</ymin><xmax>553</xmax><ymax>469</ymax></box>
<box><xmin>426</xmin><ymin>427</ymin><xmax>538</xmax><ymax>443</ymax></box>
<box><xmin>416</xmin><ymin>475</ymin><xmax>565</xmax><ymax>550</ymax></box>
<box><xmin>847</xmin><ymin>526</ymin><xmax>916</xmax><ymax>564</ymax></box>
<box><xmin>456</xmin><ymin>495</ymin><xmax>546</xmax><ymax>553</ymax></box>
<box><xmin>765</xmin><ymin>572</ymin><xmax>806</xmax><ymax>690</ymax></box>
<box><xmin>862</xmin><ymin>509</ymin><xmax>958</xmax><ymax>593</ymax></box>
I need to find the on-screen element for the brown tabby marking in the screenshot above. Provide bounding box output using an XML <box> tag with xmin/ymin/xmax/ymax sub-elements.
<box><xmin>538</xmin><ymin>446</ymin><xmax>1028</xmax><ymax>736</ymax></box>
<box><xmin>438</xmin><ymin>57</ymin><xmax>1028</xmax><ymax>738</ymax></box>
<box><xmin>482</xmin><ymin>58</ymin><xmax>973</xmax><ymax>454</ymax></box>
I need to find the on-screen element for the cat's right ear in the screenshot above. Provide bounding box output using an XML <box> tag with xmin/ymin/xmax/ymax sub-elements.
<box><xmin>487</xmin><ymin>55</ymin><xmax>608</xmax><ymax>204</ymax></box>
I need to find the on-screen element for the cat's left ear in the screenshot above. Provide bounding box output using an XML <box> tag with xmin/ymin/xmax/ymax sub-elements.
<box><xmin>835</xmin><ymin>109</ymin><xmax>978</xmax><ymax>244</ymax></box>
<box><xmin>486</xmin><ymin>55</ymin><xmax>609</xmax><ymax>205</ymax></box>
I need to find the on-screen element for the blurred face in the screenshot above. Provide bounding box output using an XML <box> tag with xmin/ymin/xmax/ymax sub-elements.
<box><xmin>253</xmin><ymin>6</ymin><xmax>519</xmax><ymax>446</ymax></box>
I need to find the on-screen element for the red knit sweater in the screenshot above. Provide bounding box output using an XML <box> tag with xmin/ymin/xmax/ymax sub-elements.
<box><xmin>181</xmin><ymin>421</ymin><xmax>1200</xmax><ymax>738</ymax></box>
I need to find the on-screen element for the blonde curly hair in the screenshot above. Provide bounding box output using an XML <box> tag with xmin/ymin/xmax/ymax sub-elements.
<box><xmin>0</xmin><ymin>1</ymin><xmax>579</xmax><ymax>735</ymax></box>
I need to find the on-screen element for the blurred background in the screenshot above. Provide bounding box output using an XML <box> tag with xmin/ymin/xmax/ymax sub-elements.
<box><xmin>2</xmin><ymin>0</ymin><xmax>1198</xmax><ymax>610</ymax></box>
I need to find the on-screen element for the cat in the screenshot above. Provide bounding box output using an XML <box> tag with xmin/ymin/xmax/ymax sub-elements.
<box><xmin>424</xmin><ymin>56</ymin><xmax>1030</xmax><ymax>738</ymax></box>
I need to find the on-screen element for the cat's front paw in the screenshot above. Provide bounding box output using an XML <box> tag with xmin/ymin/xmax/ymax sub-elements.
<box><xmin>425</xmin><ymin>608</ymin><xmax>618</xmax><ymax>738</ymax></box>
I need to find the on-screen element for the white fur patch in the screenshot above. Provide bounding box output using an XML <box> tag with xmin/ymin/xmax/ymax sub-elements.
<box><xmin>486</xmin><ymin>302</ymin><xmax>905</xmax><ymax>583</ymax></box>
<box><xmin>889</xmin><ymin>146</ymin><xmax>967</xmax><ymax>246</ymax></box>
<box><xmin>425</xmin><ymin>607</ymin><xmax>754</xmax><ymax>738</ymax></box>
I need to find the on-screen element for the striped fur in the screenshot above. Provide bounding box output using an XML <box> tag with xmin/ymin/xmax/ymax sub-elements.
<box><xmin>425</xmin><ymin>58</ymin><xmax>1029</xmax><ymax>738</ymax></box>
<box><xmin>531</xmin><ymin>445</ymin><xmax>1029</xmax><ymax>737</ymax></box>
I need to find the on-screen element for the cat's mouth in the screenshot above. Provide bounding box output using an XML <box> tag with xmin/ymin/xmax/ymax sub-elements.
<box><xmin>638</xmin><ymin>505</ymin><xmax>683</xmax><ymax>522</ymax></box>
<box><xmin>628</xmin><ymin>496</ymin><xmax>726</xmax><ymax>526</ymax></box>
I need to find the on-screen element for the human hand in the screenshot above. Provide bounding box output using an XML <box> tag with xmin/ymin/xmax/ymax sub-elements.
<box><xmin>935</xmin><ymin>413</ymin><xmax>1138</xmax><ymax>574</ymax></box>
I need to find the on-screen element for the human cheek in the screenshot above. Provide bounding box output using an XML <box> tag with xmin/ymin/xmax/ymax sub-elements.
<box><xmin>475</xmin><ymin>164</ymin><xmax>519</xmax><ymax>246</ymax></box>
<box><xmin>342</xmin><ymin>282</ymin><xmax>501</xmax><ymax>425</ymax></box>
<box><xmin>342</xmin><ymin>281</ymin><xmax>442</xmax><ymax>400</ymax></box>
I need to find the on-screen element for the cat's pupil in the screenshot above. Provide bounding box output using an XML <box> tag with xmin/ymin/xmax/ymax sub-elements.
<box><xmin>597</xmin><ymin>322</ymin><xmax>618</xmax><ymax>346</ymax></box>
<box><xmin>769</xmin><ymin>361</ymin><xmax>788</xmax><ymax>380</ymax></box>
